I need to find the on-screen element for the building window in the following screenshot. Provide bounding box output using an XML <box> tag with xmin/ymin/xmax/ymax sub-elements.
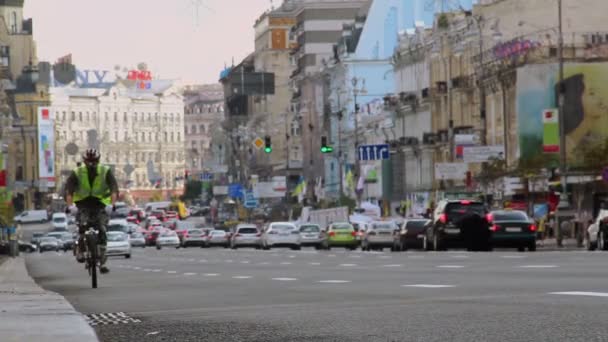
<box><xmin>177</xmin><ymin>132</ymin><xmax>181</xmax><ymax>142</ymax></box>
<box><xmin>124</xmin><ymin>112</ymin><xmax>127</xmax><ymax>122</ymax></box>
<box><xmin>149</xmin><ymin>132</ymin><xmax>152</xmax><ymax>141</ymax></box>
<box><xmin>164</xmin><ymin>132</ymin><xmax>168</xmax><ymax>142</ymax></box>
<box><xmin>78</xmin><ymin>112</ymin><xmax>82</xmax><ymax>121</ymax></box>
<box><xmin>71</xmin><ymin>111</ymin><xmax>75</xmax><ymax>120</ymax></box>
<box><xmin>155</xmin><ymin>132</ymin><xmax>160</xmax><ymax>141</ymax></box>
<box><xmin>142</xmin><ymin>132</ymin><xmax>145</xmax><ymax>142</ymax></box>
<box><xmin>200</xmin><ymin>125</ymin><xmax>205</xmax><ymax>134</ymax></box>
<box><xmin>291</xmin><ymin>122</ymin><xmax>301</xmax><ymax>136</ymax></box>
<box><xmin>62</xmin><ymin>111</ymin><xmax>66</xmax><ymax>121</ymax></box>
<box><xmin>134</xmin><ymin>112</ymin><xmax>138</xmax><ymax>122</ymax></box>
<box><xmin>170</xmin><ymin>132</ymin><xmax>174</xmax><ymax>142</ymax></box>
<box><xmin>191</xmin><ymin>141</ymin><xmax>196</xmax><ymax>149</ymax></box>
<box><xmin>114</xmin><ymin>131</ymin><xmax>118</xmax><ymax>141</ymax></box>
<box><xmin>147</xmin><ymin>113</ymin><xmax>151</xmax><ymax>121</ymax></box>
<box><xmin>185</xmin><ymin>126</ymin><xmax>188</xmax><ymax>135</ymax></box>
<box><xmin>114</xmin><ymin>112</ymin><xmax>118</xmax><ymax>122</ymax></box>
<box><xmin>11</xmin><ymin>11</ymin><xmax>17</xmax><ymax>33</ymax></box>
<box><xmin>105</xmin><ymin>112</ymin><xmax>108</xmax><ymax>121</ymax></box>
<box><xmin>124</xmin><ymin>131</ymin><xmax>128</xmax><ymax>141</ymax></box>
<box><xmin>192</xmin><ymin>125</ymin><xmax>197</xmax><ymax>134</ymax></box>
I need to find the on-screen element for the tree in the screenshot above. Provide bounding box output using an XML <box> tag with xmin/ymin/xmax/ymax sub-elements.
<box><xmin>572</xmin><ymin>137</ymin><xmax>608</xmax><ymax>172</ymax></box>
<box><xmin>476</xmin><ymin>157</ymin><xmax>508</xmax><ymax>190</ymax></box>
<box><xmin>181</xmin><ymin>180</ymin><xmax>203</xmax><ymax>201</ymax></box>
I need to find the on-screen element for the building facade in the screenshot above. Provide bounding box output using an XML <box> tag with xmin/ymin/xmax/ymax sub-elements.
<box><xmin>51</xmin><ymin>80</ymin><xmax>186</xmax><ymax>201</ymax></box>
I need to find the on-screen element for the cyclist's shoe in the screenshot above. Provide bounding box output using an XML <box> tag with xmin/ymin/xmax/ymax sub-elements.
<box><xmin>100</xmin><ymin>266</ymin><xmax>110</xmax><ymax>274</ymax></box>
<box><xmin>76</xmin><ymin>251</ymin><xmax>85</xmax><ymax>263</ymax></box>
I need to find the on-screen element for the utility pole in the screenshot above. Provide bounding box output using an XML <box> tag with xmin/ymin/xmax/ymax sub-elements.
<box><xmin>556</xmin><ymin>0</ymin><xmax>566</xmax><ymax>247</ymax></box>
<box><xmin>478</xmin><ymin>17</ymin><xmax>487</xmax><ymax>146</ymax></box>
<box><xmin>336</xmin><ymin>92</ymin><xmax>344</xmax><ymax>199</ymax></box>
<box><xmin>352</xmin><ymin>77</ymin><xmax>363</xmax><ymax>206</ymax></box>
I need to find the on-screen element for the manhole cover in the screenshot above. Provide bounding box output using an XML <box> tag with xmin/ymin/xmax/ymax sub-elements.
<box><xmin>85</xmin><ymin>312</ymin><xmax>141</xmax><ymax>326</ymax></box>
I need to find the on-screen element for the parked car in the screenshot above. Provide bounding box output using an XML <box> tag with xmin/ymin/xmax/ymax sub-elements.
<box><xmin>110</xmin><ymin>202</ymin><xmax>130</xmax><ymax>219</ymax></box>
<box><xmin>129</xmin><ymin>232</ymin><xmax>146</xmax><ymax>248</ymax></box>
<box><xmin>206</xmin><ymin>230</ymin><xmax>230</xmax><ymax>248</ymax></box>
<box><xmin>165</xmin><ymin>211</ymin><xmax>179</xmax><ymax>221</ymax></box>
<box><xmin>323</xmin><ymin>222</ymin><xmax>358</xmax><ymax>250</ymax></box>
<box><xmin>150</xmin><ymin>210</ymin><xmax>166</xmax><ymax>222</ymax></box>
<box><xmin>106</xmin><ymin>232</ymin><xmax>132</xmax><ymax>258</ymax></box>
<box><xmin>59</xmin><ymin>232</ymin><xmax>75</xmax><ymax>251</ymax></box>
<box><xmin>14</xmin><ymin>210</ymin><xmax>48</xmax><ymax>224</ymax></box>
<box><xmin>393</xmin><ymin>219</ymin><xmax>431</xmax><ymax>251</ymax></box>
<box><xmin>426</xmin><ymin>199</ymin><xmax>491</xmax><ymax>251</ymax></box>
<box><xmin>361</xmin><ymin>221</ymin><xmax>399</xmax><ymax>251</ymax></box>
<box><xmin>489</xmin><ymin>210</ymin><xmax>537</xmax><ymax>251</ymax></box>
<box><xmin>129</xmin><ymin>208</ymin><xmax>146</xmax><ymax>222</ymax></box>
<box><xmin>51</xmin><ymin>213</ymin><xmax>69</xmax><ymax>231</ymax></box>
<box><xmin>156</xmin><ymin>230</ymin><xmax>181</xmax><ymax>250</ymax></box>
<box><xmin>261</xmin><ymin>222</ymin><xmax>301</xmax><ymax>250</ymax></box>
<box><xmin>231</xmin><ymin>224</ymin><xmax>262</xmax><ymax>249</ymax></box>
<box><xmin>38</xmin><ymin>237</ymin><xmax>61</xmax><ymax>252</ymax></box>
<box><xmin>298</xmin><ymin>224</ymin><xmax>323</xmax><ymax>249</ymax></box>
<box><xmin>182</xmin><ymin>229</ymin><xmax>207</xmax><ymax>247</ymax></box>
<box><xmin>19</xmin><ymin>240</ymin><xmax>37</xmax><ymax>253</ymax></box>
<box><xmin>586</xmin><ymin>209</ymin><xmax>608</xmax><ymax>251</ymax></box>
<box><xmin>30</xmin><ymin>232</ymin><xmax>44</xmax><ymax>246</ymax></box>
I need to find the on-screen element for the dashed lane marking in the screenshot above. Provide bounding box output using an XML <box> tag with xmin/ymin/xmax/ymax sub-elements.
<box><xmin>382</xmin><ymin>264</ymin><xmax>403</xmax><ymax>268</ymax></box>
<box><xmin>519</xmin><ymin>265</ymin><xmax>559</xmax><ymax>269</ymax></box>
<box><xmin>133</xmin><ymin>267</ymin><xmax>141</xmax><ymax>270</ymax></box>
<box><xmin>436</xmin><ymin>265</ymin><xmax>465</xmax><ymax>269</ymax></box>
<box><xmin>272</xmin><ymin>277</ymin><xmax>298</xmax><ymax>281</ymax></box>
<box><xmin>309</xmin><ymin>262</ymin><xmax>321</xmax><ymax>265</ymax></box>
<box><xmin>167</xmin><ymin>271</ymin><xmax>177</xmax><ymax>274</ymax></box>
<box><xmin>240</xmin><ymin>261</ymin><xmax>250</xmax><ymax>264</ymax></box>
<box><xmin>232</xmin><ymin>276</ymin><xmax>252</xmax><ymax>279</ymax></box>
<box><xmin>318</xmin><ymin>280</ymin><xmax>351</xmax><ymax>284</ymax></box>
<box><xmin>258</xmin><ymin>262</ymin><xmax>270</xmax><ymax>265</ymax></box>
<box><xmin>183</xmin><ymin>272</ymin><xmax>197</xmax><ymax>276</ymax></box>
<box><xmin>151</xmin><ymin>269</ymin><xmax>162</xmax><ymax>272</ymax></box>
<box><xmin>203</xmin><ymin>273</ymin><xmax>219</xmax><ymax>276</ymax></box>
<box><xmin>339</xmin><ymin>264</ymin><xmax>357</xmax><ymax>267</ymax></box>
<box><xmin>501</xmin><ymin>255</ymin><xmax>526</xmax><ymax>259</ymax></box>
<box><xmin>549</xmin><ymin>291</ymin><xmax>608</xmax><ymax>298</ymax></box>
<box><xmin>402</xmin><ymin>284</ymin><xmax>456</xmax><ymax>288</ymax></box>
<box><xmin>280</xmin><ymin>262</ymin><xmax>292</xmax><ymax>265</ymax></box>
<box><xmin>142</xmin><ymin>269</ymin><xmax>152</xmax><ymax>272</ymax></box>
<box><xmin>199</xmin><ymin>259</ymin><xmax>208</xmax><ymax>263</ymax></box>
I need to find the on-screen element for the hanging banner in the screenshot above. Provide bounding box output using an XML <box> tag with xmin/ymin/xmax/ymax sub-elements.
<box><xmin>542</xmin><ymin>108</ymin><xmax>559</xmax><ymax>153</ymax></box>
<box><xmin>37</xmin><ymin>107</ymin><xmax>56</xmax><ymax>186</ymax></box>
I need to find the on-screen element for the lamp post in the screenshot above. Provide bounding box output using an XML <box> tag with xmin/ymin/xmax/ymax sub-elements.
<box><xmin>556</xmin><ymin>0</ymin><xmax>567</xmax><ymax>247</ymax></box>
<box><xmin>351</xmin><ymin>77</ymin><xmax>366</xmax><ymax>206</ymax></box>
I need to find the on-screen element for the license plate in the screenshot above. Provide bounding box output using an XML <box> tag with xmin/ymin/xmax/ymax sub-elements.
<box><xmin>445</xmin><ymin>228</ymin><xmax>460</xmax><ymax>234</ymax></box>
<box><xmin>417</xmin><ymin>234</ymin><xmax>425</xmax><ymax>239</ymax></box>
<box><xmin>506</xmin><ymin>227</ymin><xmax>521</xmax><ymax>233</ymax></box>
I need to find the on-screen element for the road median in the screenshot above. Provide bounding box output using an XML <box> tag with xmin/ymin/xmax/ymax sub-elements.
<box><xmin>0</xmin><ymin>257</ymin><xmax>98</xmax><ymax>342</ymax></box>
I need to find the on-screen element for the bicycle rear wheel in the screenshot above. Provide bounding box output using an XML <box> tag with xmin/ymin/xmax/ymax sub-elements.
<box><xmin>87</xmin><ymin>234</ymin><xmax>98</xmax><ymax>289</ymax></box>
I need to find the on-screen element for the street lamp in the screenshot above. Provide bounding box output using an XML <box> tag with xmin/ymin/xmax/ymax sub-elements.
<box><xmin>351</xmin><ymin>77</ymin><xmax>367</xmax><ymax>205</ymax></box>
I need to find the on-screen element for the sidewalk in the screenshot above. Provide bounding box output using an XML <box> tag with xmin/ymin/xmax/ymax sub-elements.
<box><xmin>537</xmin><ymin>238</ymin><xmax>584</xmax><ymax>250</ymax></box>
<box><xmin>0</xmin><ymin>257</ymin><xmax>98</xmax><ymax>342</ymax></box>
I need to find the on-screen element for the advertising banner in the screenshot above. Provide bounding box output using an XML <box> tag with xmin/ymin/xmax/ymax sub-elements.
<box><xmin>463</xmin><ymin>145</ymin><xmax>505</xmax><ymax>163</ymax></box>
<box><xmin>37</xmin><ymin>107</ymin><xmax>55</xmax><ymax>185</ymax></box>
<box><xmin>434</xmin><ymin>163</ymin><xmax>468</xmax><ymax>180</ymax></box>
<box><xmin>542</xmin><ymin>109</ymin><xmax>559</xmax><ymax>153</ymax></box>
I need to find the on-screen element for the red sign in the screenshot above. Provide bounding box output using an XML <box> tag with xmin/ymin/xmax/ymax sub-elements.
<box><xmin>41</xmin><ymin>108</ymin><xmax>50</xmax><ymax>120</ymax></box>
<box><xmin>127</xmin><ymin>70</ymin><xmax>152</xmax><ymax>81</ymax></box>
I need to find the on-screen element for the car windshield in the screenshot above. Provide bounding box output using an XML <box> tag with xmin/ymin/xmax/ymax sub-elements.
<box><xmin>493</xmin><ymin>211</ymin><xmax>529</xmax><ymax>221</ymax></box>
<box><xmin>188</xmin><ymin>229</ymin><xmax>203</xmax><ymax>235</ymax></box>
<box><xmin>131</xmin><ymin>233</ymin><xmax>143</xmax><ymax>238</ymax></box>
<box><xmin>46</xmin><ymin>233</ymin><xmax>62</xmax><ymax>239</ymax></box>
<box><xmin>177</xmin><ymin>222</ymin><xmax>195</xmax><ymax>229</ymax></box>
<box><xmin>300</xmin><ymin>225</ymin><xmax>320</xmax><ymax>233</ymax></box>
<box><xmin>108</xmin><ymin>224</ymin><xmax>128</xmax><ymax>232</ymax></box>
<box><xmin>445</xmin><ymin>202</ymin><xmax>486</xmax><ymax>220</ymax></box>
<box><xmin>212</xmin><ymin>231</ymin><xmax>225</xmax><ymax>235</ymax></box>
<box><xmin>332</xmin><ymin>223</ymin><xmax>353</xmax><ymax>230</ymax></box>
<box><xmin>53</xmin><ymin>217</ymin><xmax>66</xmax><ymax>223</ymax></box>
<box><xmin>161</xmin><ymin>231</ymin><xmax>176</xmax><ymax>237</ymax></box>
<box><xmin>371</xmin><ymin>222</ymin><xmax>396</xmax><ymax>229</ymax></box>
<box><xmin>40</xmin><ymin>238</ymin><xmax>56</xmax><ymax>243</ymax></box>
<box><xmin>406</xmin><ymin>220</ymin><xmax>429</xmax><ymax>229</ymax></box>
<box><xmin>238</xmin><ymin>227</ymin><xmax>258</xmax><ymax>234</ymax></box>
<box><xmin>272</xmin><ymin>225</ymin><xmax>295</xmax><ymax>231</ymax></box>
<box><xmin>107</xmin><ymin>233</ymin><xmax>127</xmax><ymax>242</ymax></box>
<box><xmin>33</xmin><ymin>233</ymin><xmax>43</xmax><ymax>237</ymax></box>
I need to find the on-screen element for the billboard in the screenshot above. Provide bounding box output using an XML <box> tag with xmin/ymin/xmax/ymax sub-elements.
<box><xmin>542</xmin><ymin>109</ymin><xmax>559</xmax><ymax>153</ymax></box>
<box><xmin>434</xmin><ymin>163</ymin><xmax>468</xmax><ymax>180</ymax></box>
<box><xmin>37</xmin><ymin>107</ymin><xmax>55</xmax><ymax>186</ymax></box>
<box><xmin>516</xmin><ymin>62</ymin><xmax>608</xmax><ymax>163</ymax></box>
<box><xmin>463</xmin><ymin>145</ymin><xmax>505</xmax><ymax>163</ymax></box>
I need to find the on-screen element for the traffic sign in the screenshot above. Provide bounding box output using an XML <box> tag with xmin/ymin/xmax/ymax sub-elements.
<box><xmin>200</xmin><ymin>173</ymin><xmax>213</xmax><ymax>181</ymax></box>
<box><xmin>243</xmin><ymin>190</ymin><xmax>258</xmax><ymax>208</ymax></box>
<box><xmin>253</xmin><ymin>137</ymin><xmax>264</xmax><ymax>149</ymax></box>
<box><xmin>357</xmin><ymin>144</ymin><xmax>390</xmax><ymax>161</ymax></box>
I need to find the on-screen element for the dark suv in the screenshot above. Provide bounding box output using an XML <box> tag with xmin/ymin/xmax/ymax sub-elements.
<box><xmin>427</xmin><ymin>200</ymin><xmax>491</xmax><ymax>251</ymax></box>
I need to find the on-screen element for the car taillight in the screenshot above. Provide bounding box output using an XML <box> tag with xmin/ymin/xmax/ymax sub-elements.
<box><xmin>460</xmin><ymin>200</ymin><xmax>471</xmax><ymax>205</ymax></box>
<box><xmin>530</xmin><ymin>224</ymin><xmax>537</xmax><ymax>232</ymax></box>
<box><xmin>329</xmin><ymin>231</ymin><xmax>335</xmax><ymax>237</ymax></box>
<box><xmin>439</xmin><ymin>213</ymin><xmax>447</xmax><ymax>224</ymax></box>
<box><xmin>490</xmin><ymin>224</ymin><xmax>500</xmax><ymax>232</ymax></box>
<box><xmin>351</xmin><ymin>231</ymin><xmax>357</xmax><ymax>237</ymax></box>
<box><xmin>486</xmin><ymin>213</ymin><xmax>493</xmax><ymax>223</ymax></box>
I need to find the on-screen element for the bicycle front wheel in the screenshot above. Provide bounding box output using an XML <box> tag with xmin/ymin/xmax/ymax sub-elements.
<box><xmin>87</xmin><ymin>234</ymin><xmax>98</xmax><ymax>289</ymax></box>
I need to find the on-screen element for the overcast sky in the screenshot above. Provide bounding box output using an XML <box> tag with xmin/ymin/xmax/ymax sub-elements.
<box><xmin>24</xmin><ymin>0</ymin><xmax>271</xmax><ymax>85</ymax></box>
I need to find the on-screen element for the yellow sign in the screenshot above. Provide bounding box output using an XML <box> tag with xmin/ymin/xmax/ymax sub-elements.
<box><xmin>253</xmin><ymin>138</ymin><xmax>264</xmax><ymax>149</ymax></box>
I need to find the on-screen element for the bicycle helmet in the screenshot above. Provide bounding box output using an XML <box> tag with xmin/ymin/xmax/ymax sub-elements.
<box><xmin>82</xmin><ymin>149</ymin><xmax>100</xmax><ymax>164</ymax></box>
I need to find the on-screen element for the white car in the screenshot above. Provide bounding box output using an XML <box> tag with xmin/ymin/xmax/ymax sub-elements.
<box><xmin>361</xmin><ymin>221</ymin><xmax>399</xmax><ymax>251</ymax></box>
<box><xmin>128</xmin><ymin>232</ymin><xmax>146</xmax><ymax>248</ymax></box>
<box><xmin>14</xmin><ymin>210</ymin><xmax>48</xmax><ymax>224</ymax></box>
<box><xmin>587</xmin><ymin>209</ymin><xmax>608</xmax><ymax>250</ymax></box>
<box><xmin>106</xmin><ymin>232</ymin><xmax>131</xmax><ymax>258</ymax></box>
<box><xmin>51</xmin><ymin>213</ymin><xmax>69</xmax><ymax>231</ymax></box>
<box><xmin>231</xmin><ymin>224</ymin><xmax>262</xmax><ymax>249</ymax></box>
<box><xmin>108</xmin><ymin>219</ymin><xmax>130</xmax><ymax>235</ymax></box>
<box><xmin>156</xmin><ymin>230</ymin><xmax>181</xmax><ymax>250</ymax></box>
<box><xmin>262</xmin><ymin>222</ymin><xmax>301</xmax><ymax>250</ymax></box>
<box><xmin>38</xmin><ymin>237</ymin><xmax>61</xmax><ymax>252</ymax></box>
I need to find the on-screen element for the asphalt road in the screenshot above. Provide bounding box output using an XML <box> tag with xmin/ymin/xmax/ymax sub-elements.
<box><xmin>25</xmin><ymin>245</ymin><xmax>608</xmax><ymax>342</ymax></box>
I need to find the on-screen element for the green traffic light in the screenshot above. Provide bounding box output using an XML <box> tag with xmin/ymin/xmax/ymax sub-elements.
<box><xmin>321</xmin><ymin>146</ymin><xmax>333</xmax><ymax>153</ymax></box>
<box><xmin>264</xmin><ymin>147</ymin><xmax>272</xmax><ymax>153</ymax></box>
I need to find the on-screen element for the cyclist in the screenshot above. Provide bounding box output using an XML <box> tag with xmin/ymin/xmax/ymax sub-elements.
<box><xmin>64</xmin><ymin>149</ymin><xmax>119</xmax><ymax>274</ymax></box>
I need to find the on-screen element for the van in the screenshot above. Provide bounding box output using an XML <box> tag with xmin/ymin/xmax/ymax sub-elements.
<box><xmin>51</xmin><ymin>212</ymin><xmax>69</xmax><ymax>231</ymax></box>
<box><xmin>14</xmin><ymin>210</ymin><xmax>48</xmax><ymax>224</ymax></box>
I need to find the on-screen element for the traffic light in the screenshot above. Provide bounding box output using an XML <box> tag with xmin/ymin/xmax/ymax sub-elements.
<box><xmin>320</xmin><ymin>136</ymin><xmax>333</xmax><ymax>153</ymax></box>
<box><xmin>264</xmin><ymin>136</ymin><xmax>272</xmax><ymax>153</ymax></box>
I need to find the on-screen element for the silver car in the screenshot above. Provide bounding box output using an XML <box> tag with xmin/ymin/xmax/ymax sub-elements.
<box><xmin>129</xmin><ymin>232</ymin><xmax>146</xmax><ymax>248</ymax></box>
<box><xmin>106</xmin><ymin>232</ymin><xmax>132</xmax><ymax>258</ymax></box>
<box><xmin>298</xmin><ymin>224</ymin><xmax>323</xmax><ymax>249</ymax></box>
<box><xmin>39</xmin><ymin>237</ymin><xmax>61</xmax><ymax>253</ymax></box>
<box><xmin>361</xmin><ymin>221</ymin><xmax>399</xmax><ymax>251</ymax></box>
<box><xmin>182</xmin><ymin>229</ymin><xmax>207</xmax><ymax>247</ymax></box>
<box><xmin>206</xmin><ymin>230</ymin><xmax>229</xmax><ymax>248</ymax></box>
<box><xmin>262</xmin><ymin>222</ymin><xmax>301</xmax><ymax>250</ymax></box>
<box><xmin>156</xmin><ymin>230</ymin><xmax>181</xmax><ymax>250</ymax></box>
<box><xmin>231</xmin><ymin>225</ymin><xmax>262</xmax><ymax>249</ymax></box>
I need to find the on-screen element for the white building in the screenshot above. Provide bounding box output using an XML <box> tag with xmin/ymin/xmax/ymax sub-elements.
<box><xmin>51</xmin><ymin>79</ymin><xmax>186</xmax><ymax>200</ymax></box>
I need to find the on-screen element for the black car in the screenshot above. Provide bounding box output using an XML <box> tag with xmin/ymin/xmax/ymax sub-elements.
<box><xmin>427</xmin><ymin>200</ymin><xmax>491</xmax><ymax>251</ymax></box>
<box><xmin>19</xmin><ymin>240</ymin><xmax>37</xmax><ymax>253</ymax></box>
<box><xmin>393</xmin><ymin>219</ymin><xmax>431</xmax><ymax>251</ymax></box>
<box><xmin>489</xmin><ymin>210</ymin><xmax>536</xmax><ymax>251</ymax></box>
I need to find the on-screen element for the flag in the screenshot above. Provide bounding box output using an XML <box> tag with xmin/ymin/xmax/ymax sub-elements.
<box><xmin>291</xmin><ymin>176</ymin><xmax>305</xmax><ymax>197</ymax></box>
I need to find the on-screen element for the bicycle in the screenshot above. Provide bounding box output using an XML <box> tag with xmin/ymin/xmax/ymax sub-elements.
<box><xmin>74</xmin><ymin>220</ymin><xmax>101</xmax><ymax>289</ymax></box>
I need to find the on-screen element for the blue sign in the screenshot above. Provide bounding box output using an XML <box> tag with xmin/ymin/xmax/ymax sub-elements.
<box><xmin>243</xmin><ymin>191</ymin><xmax>258</xmax><ymax>209</ymax></box>
<box><xmin>228</xmin><ymin>184</ymin><xmax>244</xmax><ymax>199</ymax></box>
<box><xmin>357</xmin><ymin>144</ymin><xmax>390</xmax><ymax>161</ymax></box>
<box><xmin>200</xmin><ymin>173</ymin><xmax>213</xmax><ymax>182</ymax></box>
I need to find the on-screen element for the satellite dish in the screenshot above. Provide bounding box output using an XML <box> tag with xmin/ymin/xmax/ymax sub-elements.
<box><xmin>65</xmin><ymin>142</ymin><xmax>79</xmax><ymax>156</ymax></box>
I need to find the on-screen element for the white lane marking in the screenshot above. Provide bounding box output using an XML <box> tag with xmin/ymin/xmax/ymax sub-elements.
<box><xmin>143</xmin><ymin>268</ymin><xmax>152</xmax><ymax>272</ymax></box>
<box><xmin>151</xmin><ymin>269</ymin><xmax>162</xmax><ymax>272</ymax></box>
<box><xmin>318</xmin><ymin>280</ymin><xmax>351</xmax><ymax>284</ymax></box>
<box><xmin>549</xmin><ymin>291</ymin><xmax>608</xmax><ymax>298</ymax></box>
<box><xmin>225</xmin><ymin>260</ymin><xmax>233</xmax><ymax>263</ymax></box>
<box><xmin>327</xmin><ymin>254</ymin><xmax>337</xmax><ymax>257</ymax></box>
<box><xmin>167</xmin><ymin>271</ymin><xmax>177</xmax><ymax>274</ymax></box>
<box><xmin>258</xmin><ymin>262</ymin><xmax>270</xmax><ymax>265</ymax></box>
<box><xmin>349</xmin><ymin>255</ymin><xmax>362</xmax><ymax>258</ymax></box>
<box><xmin>272</xmin><ymin>277</ymin><xmax>298</xmax><ymax>281</ymax></box>
<box><xmin>309</xmin><ymin>262</ymin><xmax>321</xmax><ymax>265</ymax></box>
<box><xmin>450</xmin><ymin>255</ymin><xmax>470</xmax><ymax>259</ymax></box>
<box><xmin>240</xmin><ymin>261</ymin><xmax>250</xmax><ymax>264</ymax></box>
<box><xmin>280</xmin><ymin>262</ymin><xmax>292</xmax><ymax>265</ymax></box>
<box><xmin>188</xmin><ymin>258</ymin><xmax>195</xmax><ymax>262</ymax></box>
<box><xmin>203</xmin><ymin>273</ymin><xmax>219</xmax><ymax>277</ymax></box>
<box><xmin>519</xmin><ymin>265</ymin><xmax>558</xmax><ymax>269</ymax></box>
<box><xmin>501</xmin><ymin>255</ymin><xmax>526</xmax><ymax>259</ymax></box>
<box><xmin>407</xmin><ymin>255</ymin><xmax>425</xmax><ymax>259</ymax></box>
<box><xmin>288</xmin><ymin>255</ymin><xmax>296</xmax><ymax>258</ymax></box>
<box><xmin>402</xmin><ymin>284</ymin><xmax>456</xmax><ymax>288</ymax></box>
<box><xmin>436</xmin><ymin>265</ymin><xmax>465</xmax><ymax>269</ymax></box>
<box><xmin>378</xmin><ymin>256</ymin><xmax>392</xmax><ymax>259</ymax></box>
<box><xmin>382</xmin><ymin>264</ymin><xmax>403</xmax><ymax>268</ymax></box>
<box><xmin>183</xmin><ymin>272</ymin><xmax>197</xmax><ymax>276</ymax></box>
<box><xmin>339</xmin><ymin>264</ymin><xmax>357</xmax><ymax>267</ymax></box>
<box><xmin>133</xmin><ymin>267</ymin><xmax>141</xmax><ymax>270</ymax></box>
<box><xmin>199</xmin><ymin>259</ymin><xmax>208</xmax><ymax>263</ymax></box>
<box><xmin>232</xmin><ymin>276</ymin><xmax>252</xmax><ymax>279</ymax></box>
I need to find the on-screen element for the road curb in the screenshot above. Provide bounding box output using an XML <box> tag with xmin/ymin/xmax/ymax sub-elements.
<box><xmin>0</xmin><ymin>257</ymin><xmax>99</xmax><ymax>342</ymax></box>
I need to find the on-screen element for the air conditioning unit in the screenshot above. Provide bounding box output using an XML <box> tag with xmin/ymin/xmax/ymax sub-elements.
<box><xmin>423</xmin><ymin>132</ymin><xmax>437</xmax><ymax>145</ymax></box>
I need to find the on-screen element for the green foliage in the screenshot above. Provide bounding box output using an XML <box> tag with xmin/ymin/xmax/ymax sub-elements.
<box><xmin>182</xmin><ymin>180</ymin><xmax>203</xmax><ymax>201</ymax></box>
<box><xmin>513</xmin><ymin>153</ymin><xmax>558</xmax><ymax>177</ymax></box>
<box><xmin>476</xmin><ymin>158</ymin><xmax>508</xmax><ymax>187</ymax></box>
<box><xmin>437</xmin><ymin>13</ymin><xmax>449</xmax><ymax>29</ymax></box>
<box><xmin>572</xmin><ymin>137</ymin><xmax>608</xmax><ymax>172</ymax></box>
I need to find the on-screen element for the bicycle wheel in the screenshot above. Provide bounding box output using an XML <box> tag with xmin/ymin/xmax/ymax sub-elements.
<box><xmin>87</xmin><ymin>234</ymin><xmax>98</xmax><ymax>289</ymax></box>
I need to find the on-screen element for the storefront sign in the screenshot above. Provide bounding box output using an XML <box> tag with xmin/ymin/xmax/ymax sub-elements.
<box><xmin>37</xmin><ymin>107</ymin><xmax>56</xmax><ymax>185</ymax></box>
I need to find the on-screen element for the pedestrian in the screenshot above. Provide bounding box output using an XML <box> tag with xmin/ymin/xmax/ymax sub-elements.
<box><xmin>537</xmin><ymin>216</ymin><xmax>546</xmax><ymax>246</ymax></box>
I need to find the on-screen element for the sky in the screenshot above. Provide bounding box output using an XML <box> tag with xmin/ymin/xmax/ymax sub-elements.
<box><xmin>24</xmin><ymin>0</ymin><xmax>272</xmax><ymax>85</ymax></box>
